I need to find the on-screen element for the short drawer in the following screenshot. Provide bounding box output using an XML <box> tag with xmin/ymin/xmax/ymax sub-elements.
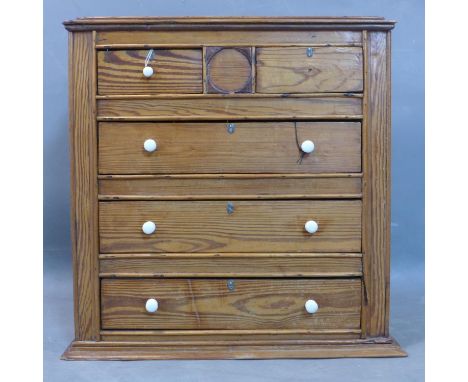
<box><xmin>99</xmin><ymin>200</ymin><xmax>362</xmax><ymax>253</ymax></box>
<box><xmin>101</xmin><ymin>278</ymin><xmax>362</xmax><ymax>330</ymax></box>
<box><xmin>98</xmin><ymin>122</ymin><xmax>361</xmax><ymax>174</ymax></box>
<box><xmin>97</xmin><ymin>49</ymin><xmax>203</xmax><ymax>95</ymax></box>
<box><xmin>256</xmin><ymin>47</ymin><xmax>363</xmax><ymax>93</ymax></box>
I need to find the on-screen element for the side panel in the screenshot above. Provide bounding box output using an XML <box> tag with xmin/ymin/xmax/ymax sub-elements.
<box><xmin>362</xmin><ymin>31</ymin><xmax>391</xmax><ymax>337</ymax></box>
<box><xmin>68</xmin><ymin>31</ymin><xmax>100</xmax><ymax>340</ymax></box>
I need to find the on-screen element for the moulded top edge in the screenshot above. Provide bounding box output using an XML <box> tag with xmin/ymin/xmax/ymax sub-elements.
<box><xmin>63</xmin><ymin>16</ymin><xmax>396</xmax><ymax>31</ymax></box>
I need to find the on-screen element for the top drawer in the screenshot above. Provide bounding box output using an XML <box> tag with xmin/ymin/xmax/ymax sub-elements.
<box><xmin>256</xmin><ymin>47</ymin><xmax>363</xmax><ymax>93</ymax></box>
<box><xmin>97</xmin><ymin>49</ymin><xmax>203</xmax><ymax>95</ymax></box>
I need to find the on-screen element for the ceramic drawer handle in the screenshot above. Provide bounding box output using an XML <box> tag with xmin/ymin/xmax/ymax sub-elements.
<box><xmin>301</xmin><ymin>140</ymin><xmax>315</xmax><ymax>154</ymax></box>
<box><xmin>142</xmin><ymin>221</ymin><xmax>157</xmax><ymax>235</ymax></box>
<box><xmin>143</xmin><ymin>49</ymin><xmax>155</xmax><ymax>77</ymax></box>
<box><xmin>143</xmin><ymin>139</ymin><xmax>158</xmax><ymax>152</ymax></box>
<box><xmin>143</xmin><ymin>66</ymin><xmax>154</xmax><ymax>77</ymax></box>
<box><xmin>304</xmin><ymin>220</ymin><xmax>319</xmax><ymax>234</ymax></box>
<box><xmin>305</xmin><ymin>299</ymin><xmax>319</xmax><ymax>314</ymax></box>
<box><xmin>145</xmin><ymin>298</ymin><xmax>159</xmax><ymax>313</ymax></box>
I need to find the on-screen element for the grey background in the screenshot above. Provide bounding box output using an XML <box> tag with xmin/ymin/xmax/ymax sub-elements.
<box><xmin>44</xmin><ymin>0</ymin><xmax>424</xmax><ymax>380</ymax></box>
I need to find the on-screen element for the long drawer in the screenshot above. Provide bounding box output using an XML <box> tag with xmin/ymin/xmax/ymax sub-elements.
<box><xmin>101</xmin><ymin>278</ymin><xmax>362</xmax><ymax>330</ymax></box>
<box><xmin>97</xmin><ymin>96</ymin><xmax>362</xmax><ymax>120</ymax></box>
<box><xmin>98</xmin><ymin>175</ymin><xmax>362</xmax><ymax>200</ymax></box>
<box><xmin>99</xmin><ymin>253</ymin><xmax>363</xmax><ymax>278</ymax></box>
<box><xmin>98</xmin><ymin>122</ymin><xmax>361</xmax><ymax>174</ymax></box>
<box><xmin>99</xmin><ymin>200</ymin><xmax>362</xmax><ymax>253</ymax></box>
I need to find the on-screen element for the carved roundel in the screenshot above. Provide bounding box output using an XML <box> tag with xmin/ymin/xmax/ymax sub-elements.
<box><xmin>205</xmin><ymin>47</ymin><xmax>253</xmax><ymax>94</ymax></box>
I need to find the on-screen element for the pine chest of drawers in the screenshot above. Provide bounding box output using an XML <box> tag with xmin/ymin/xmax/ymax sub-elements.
<box><xmin>62</xmin><ymin>16</ymin><xmax>405</xmax><ymax>360</ymax></box>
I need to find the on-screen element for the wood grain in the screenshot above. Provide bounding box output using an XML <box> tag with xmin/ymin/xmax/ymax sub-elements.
<box><xmin>98</xmin><ymin>175</ymin><xmax>362</xmax><ymax>200</ymax></box>
<box><xmin>68</xmin><ymin>32</ymin><xmax>100</xmax><ymax>341</ymax></box>
<box><xmin>101</xmin><ymin>278</ymin><xmax>362</xmax><ymax>330</ymax></box>
<box><xmin>68</xmin><ymin>31</ymin><xmax>78</xmax><ymax>341</ymax></box>
<box><xmin>100</xmin><ymin>328</ymin><xmax>361</xmax><ymax>342</ymax></box>
<box><xmin>99</xmin><ymin>173</ymin><xmax>363</xmax><ymax>179</ymax></box>
<box><xmin>98</xmin><ymin>122</ymin><xmax>361</xmax><ymax>174</ymax></box>
<box><xmin>362</xmin><ymin>31</ymin><xmax>391</xmax><ymax>337</ymax></box>
<box><xmin>99</xmin><ymin>200</ymin><xmax>362</xmax><ymax>253</ymax></box>
<box><xmin>205</xmin><ymin>47</ymin><xmax>253</xmax><ymax>93</ymax></box>
<box><xmin>97</xmin><ymin>96</ymin><xmax>362</xmax><ymax>120</ymax></box>
<box><xmin>96</xmin><ymin>92</ymin><xmax>363</xmax><ymax>99</ymax></box>
<box><xmin>63</xmin><ymin>16</ymin><xmax>396</xmax><ymax>32</ymax></box>
<box><xmin>97</xmin><ymin>49</ymin><xmax>202</xmax><ymax>95</ymax></box>
<box><xmin>64</xmin><ymin>17</ymin><xmax>400</xmax><ymax>359</ymax></box>
<box><xmin>95</xmin><ymin>29</ymin><xmax>362</xmax><ymax>49</ymax></box>
<box><xmin>62</xmin><ymin>337</ymin><xmax>406</xmax><ymax>360</ymax></box>
<box><xmin>99</xmin><ymin>253</ymin><xmax>363</xmax><ymax>278</ymax></box>
<box><xmin>256</xmin><ymin>47</ymin><xmax>363</xmax><ymax>93</ymax></box>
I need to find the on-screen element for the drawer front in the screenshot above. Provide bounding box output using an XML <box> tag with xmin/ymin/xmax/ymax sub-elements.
<box><xmin>98</xmin><ymin>175</ymin><xmax>362</xmax><ymax>200</ymax></box>
<box><xmin>99</xmin><ymin>254</ymin><xmax>363</xmax><ymax>278</ymax></box>
<box><xmin>256</xmin><ymin>47</ymin><xmax>363</xmax><ymax>93</ymax></box>
<box><xmin>97</xmin><ymin>49</ymin><xmax>203</xmax><ymax>95</ymax></box>
<box><xmin>98</xmin><ymin>122</ymin><xmax>361</xmax><ymax>174</ymax></box>
<box><xmin>101</xmin><ymin>278</ymin><xmax>362</xmax><ymax>330</ymax></box>
<box><xmin>99</xmin><ymin>200</ymin><xmax>362</xmax><ymax>253</ymax></box>
<box><xmin>97</xmin><ymin>96</ymin><xmax>362</xmax><ymax>120</ymax></box>
<box><xmin>205</xmin><ymin>47</ymin><xmax>253</xmax><ymax>93</ymax></box>
<box><xmin>97</xmin><ymin>30</ymin><xmax>362</xmax><ymax>46</ymax></box>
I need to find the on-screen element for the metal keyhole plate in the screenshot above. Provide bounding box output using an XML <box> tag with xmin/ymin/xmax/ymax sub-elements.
<box><xmin>227</xmin><ymin>279</ymin><xmax>235</xmax><ymax>291</ymax></box>
<box><xmin>227</xmin><ymin>123</ymin><xmax>235</xmax><ymax>134</ymax></box>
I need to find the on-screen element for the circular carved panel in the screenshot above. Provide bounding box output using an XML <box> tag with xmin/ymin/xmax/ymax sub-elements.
<box><xmin>206</xmin><ymin>48</ymin><xmax>252</xmax><ymax>93</ymax></box>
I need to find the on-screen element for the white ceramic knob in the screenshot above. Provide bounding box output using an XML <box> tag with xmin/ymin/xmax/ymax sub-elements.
<box><xmin>142</xmin><ymin>221</ymin><xmax>157</xmax><ymax>235</ymax></box>
<box><xmin>301</xmin><ymin>140</ymin><xmax>315</xmax><ymax>154</ymax></box>
<box><xmin>143</xmin><ymin>139</ymin><xmax>157</xmax><ymax>152</ymax></box>
<box><xmin>305</xmin><ymin>220</ymin><xmax>319</xmax><ymax>234</ymax></box>
<box><xmin>145</xmin><ymin>298</ymin><xmax>159</xmax><ymax>313</ymax></box>
<box><xmin>305</xmin><ymin>299</ymin><xmax>319</xmax><ymax>314</ymax></box>
<box><xmin>143</xmin><ymin>66</ymin><xmax>154</xmax><ymax>77</ymax></box>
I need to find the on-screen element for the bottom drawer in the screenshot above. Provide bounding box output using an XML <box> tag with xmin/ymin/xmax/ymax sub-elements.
<box><xmin>101</xmin><ymin>278</ymin><xmax>361</xmax><ymax>330</ymax></box>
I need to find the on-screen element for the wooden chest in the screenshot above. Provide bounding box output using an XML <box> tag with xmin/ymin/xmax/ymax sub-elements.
<box><xmin>62</xmin><ymin>16</ymin><xmax>405</xmax><ymax>360</ymax></box>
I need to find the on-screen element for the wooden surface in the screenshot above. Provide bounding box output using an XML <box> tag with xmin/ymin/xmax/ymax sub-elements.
<box><xmin>99</xmin><ymin>200</ymin><xmax>362</xmax><ymax>253</ymax></box>
<box><xmin>362</xmin><ymin>31</ymin><xmax>392</xmax><ymax>337</ymax></box>
<box><xmin>97</xmin><ymin>96</ymin><xmax>362</xmax><ymax>120</ymax></box>
<box><xmin>100</xmin><ymin>328</ymin><xmax>362</xmax><ymax>342</ymax></box>
<box><xmin>101</xmin><ymin>278</ymin><xmax>361</xmax><ymax>330</ymax></box>
<box><xmin>206</xmin><ymin>47</ymin><xmax>253</xmax><ymax>93</ymax></box>
<box><xmin>99</xmin><ymin>253</ymin><xmax>363</xmax><ymax>278</ymax></box>
<box><xmin>97</xmin><ymin>49</ymin><xmax>202</xmax><ymax>95</ymax></box>
<box><xmin>62</xmin><ymin>337</ymin><xmax>406</xmax><ymax>360</ymax></box>
<box><xmin>256</xmin><ymin>47</ymin><xmax>363</xmax><ymax>93</ymax></box>
<box><xmin>96</xmin><ymin>30</ymin><xmax>362</xmax><ymax>47</ymax></box>
<box><xmin>63</xmin><ymin>16</ymin><xmax>396</xmax><ymax>32</ymax></box>
<box><xmin>98</xmin><ymin>174</ymin><xmax>362</xmax><ymax>200</ymax></box>
<box><xmin>65</xmin><ymin>17</ymin><xmax>400</xmax><ymax>359</ymax></box>
<box><xmin>98</xmin><ymin>122</ymin><xmax>361</xmax><ymax>174</ymax></box>
<box><xmin>68</xmin><ymin>31</ymin><xmax>100</xmax><ymax>341</ymax></box>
